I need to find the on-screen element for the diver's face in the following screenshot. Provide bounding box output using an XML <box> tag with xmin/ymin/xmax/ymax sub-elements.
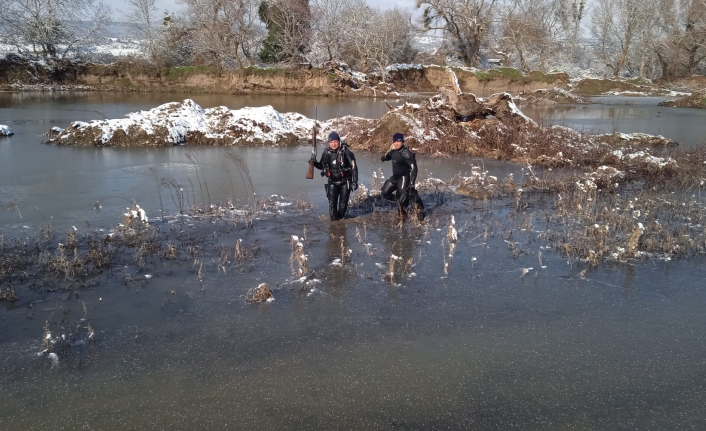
<box><xmin>329</xmin><ymin>140</ymin><xmax>340</xmax><ymax>150</ymax></box>
<box><xmin>393</xmin><ymin>140</ymin><xmax>403</xmax><ymax>150</ymax></box>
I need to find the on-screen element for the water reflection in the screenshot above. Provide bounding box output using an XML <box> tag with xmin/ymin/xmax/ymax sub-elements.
<box><xmin>0</xmin><ymin>91</ymin><xmax>407</xmax><ymax>121</ymax></box>
<box><xmin>520</xmin><ymin>97</ymin><xmax>706</xmax><ymax>147</ymax></box>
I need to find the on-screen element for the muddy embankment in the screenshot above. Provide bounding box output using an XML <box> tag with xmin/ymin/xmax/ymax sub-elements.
<box><xmin>0</xmin><ymin>55</ymin><xmax>570</xmax><ymax>96</ymax></box>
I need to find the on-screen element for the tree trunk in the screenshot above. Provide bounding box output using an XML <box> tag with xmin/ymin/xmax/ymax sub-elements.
<box><xmin>613</xmin><ymin>44</ymin><xmax>631</xmax><ymax>77</ymax></box>
<box><xmin>234</xmin><ymin>43</ymin><xmax>244</xmax><ymax>69</ymax></box>
<box><xmin>638</xmin><ymin>36</ymin><xmax>647</xmax><ymax>79</ymax></box>
<box><xmin>518</xmin><ymin>47</ymin><xmax>529</xmax><ymax>73</ymax></box>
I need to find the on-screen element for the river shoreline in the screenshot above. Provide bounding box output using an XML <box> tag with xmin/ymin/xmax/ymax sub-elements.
<box><xmin>3</xmin><ymin>56</ymin><xmax>705</xmax><ymax>99</ymax></box>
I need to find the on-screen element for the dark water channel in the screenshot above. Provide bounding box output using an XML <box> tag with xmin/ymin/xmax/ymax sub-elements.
<box><xmin>1</xmin><ymin>92</ymin><xmax>706</xmax><ymax>430</ymax></box>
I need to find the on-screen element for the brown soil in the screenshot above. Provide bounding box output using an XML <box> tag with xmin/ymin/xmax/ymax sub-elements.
<box><xmin>656</xmin><ymin>75</ymin><xmax>706</xmax><ymax>91</ymax></box>
<box><xmin>658</xmin><ymin>92</ymin><xmax>706</xmax><ymax>108</ymax></box>
<box><xmin>1</xmin><ymin>58</ymin><xmax>573</xmax><ymax>97</ymax></box>
<box><xmin>571</xmin><ymin>78</ymin><xmax>646</xmax><ymax>95</ymax></box>
<box><xmin>519</xmin><ymin>88</ymin><xmax>592</xmax><ymax>105</ymax></box>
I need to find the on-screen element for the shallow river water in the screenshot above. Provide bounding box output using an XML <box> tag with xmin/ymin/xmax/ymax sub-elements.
<box><xmin>1</xmin><ymin>92</ymin><xmax>706</xmax><ymax>430</ymax></box>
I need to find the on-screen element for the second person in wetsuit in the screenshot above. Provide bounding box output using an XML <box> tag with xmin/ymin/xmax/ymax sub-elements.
<box><xmin>380</xmin><ymin>132</ymin><xmax>418</xmax><ymax>215</ymax></box>
<box><xmin>313</xmin><ymin>131</ymin><xmax>358</xmax><ymax>221</ymax></box>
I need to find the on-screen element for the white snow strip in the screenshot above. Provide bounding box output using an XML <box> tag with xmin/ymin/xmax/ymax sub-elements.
<box><xmin>0</xmin><ymin>125</ymin><xmax>13</xmax><ymax>136</ymax></box>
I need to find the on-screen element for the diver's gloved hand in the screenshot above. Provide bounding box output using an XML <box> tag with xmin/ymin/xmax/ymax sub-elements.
<box><xmin>320</xmin><ymin>170</ymin><xmax>326</xmax><ymax>177</ymax></box>
<box><xmin>380</xmin><ymin>153</ymin><xmax>388</xmax><ymax>162</ymax></box>
<box><xmin>352</xmin><ymin>182</ymin><xmax>358</xmax><ymax>191</ymax></box>
<box><xmin>309</xmin><ymin>155</ymin><xmax>316</xmax><ymax>163</ymax></box>
<box><xmin>409</xmin><ymin>184</ymin><xmax>416</xmax><ymax>192</ymax></box>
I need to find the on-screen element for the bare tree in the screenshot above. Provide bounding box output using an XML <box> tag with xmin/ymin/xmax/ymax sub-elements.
<box><xmin>634</xmin><ymin>0</ymin><xmax>661</xmax><ymax>78</ymax></box>
<box><xmin>555</xmin><ymin>0</ymin><xmax>586</xmax><ymax>62</ymax></box>
<box><xmin>127</xmin><ymin>0</ymin><xmax>158</xmax><ymax>61</ymax></box>
<box><xmin>0</xmin><ymin>0</ymin><xmax>10</xmax><ymax>28</ymax></box>
<box><xmin>179</xmin><ymin>0</ymin><xmax>261</xmax><ymax>70</ymax></box>
<box><xmin>258</xmin><ymin>0</ymin><xmax>311</xmax><ymax>64</ymax></box>
<box><xmin>0</xmin><ymin>0</ymin><xmax>111</xmax><ymax>59</ymax></box>
<box><xmin>494</xmin><ymin>0</ymin><xmax>564</xmax><ymax>72</ymax></box>
<box><xmin>417</xmin><ymin>0</ymin><xmax>498</xmax><ymax>67</ymax></box>
<box><xmin>153</xmin><ymin>12</ymin><xmax>194</xmax><ymax>66</ymax></box>
<box><xmin>310</xmin><ymin>0</ymin><xmax>347</xmax><ymax>62</ymax></box>
<box><xmin>654</xmin><ymin>0</ymin><xmax>706</xmax><ymax>78</ymax></box>
<box><xmin>591</xmin><ymin>0</ymin><xmax>643</xmax><ymax>77</ymax></box>
<box><xmin>342</xmin><ymin>0</ymin><xmax>415</xmax><ymax>80</ymax></box>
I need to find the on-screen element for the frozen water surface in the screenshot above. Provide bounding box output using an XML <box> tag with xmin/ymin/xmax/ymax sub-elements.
<box><xmin>1</xmin><ymin>93</ymin><xmax>705</xmax><ymax>430</ymax></box>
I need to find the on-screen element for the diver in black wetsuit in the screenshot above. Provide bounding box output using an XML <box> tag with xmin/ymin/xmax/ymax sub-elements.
<box><xmin>313</xmin><ymin>131</ymin><xmax>358</xmax><ymax>221</ymax></box>
<box><xmin>380</xmin><ymin>132</ymin><xmax>420</xmax><ymax>216</ymax></box>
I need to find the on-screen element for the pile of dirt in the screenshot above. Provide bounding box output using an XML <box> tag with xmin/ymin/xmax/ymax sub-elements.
<box><xmin>658</xmin><ymin>92</ymin><xmax>706</xmax><ymax>108</ymax></box>
<box><xmin>329</xmin><ymin>89</ymin><xmax>531</xmax><ymax>155</ymax></box>
<box><xmin>330</xmin><ymin>90</ymin><xmax>685</xmax><ymax>187</ymax></box>
<box><xmin>519</xmin><ymin>88</ymin><xmax>592</xmax><ymax>105</ymax></box>
<box><xmin>571</xmin><ymin>77</ymin><xmax>684</xmax><ymax>96</ymax></box>
<box><xmin>572</xmin><ymin>78</ymin><xmax>647</xmax><ymax>95</ymax></box>
<box><xmin>44</xmin><ymin>99</ymin><xmax>310</xmax><ymax>147</ymax></box>
<box><xmin>42</xmin><ymin>89</ymin><xmax>689</xmax><ymax>188</ymax></box>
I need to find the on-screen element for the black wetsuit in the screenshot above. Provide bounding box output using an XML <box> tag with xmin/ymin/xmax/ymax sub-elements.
<box><xmin>381</xmin><ymin>145</ymin><xmax>418</xmax><ymax>210</ymax></box>
<box><xmin>314</xmin><ymin>145</ymin><xmax>358</xmax><ymax>220</ymax></box>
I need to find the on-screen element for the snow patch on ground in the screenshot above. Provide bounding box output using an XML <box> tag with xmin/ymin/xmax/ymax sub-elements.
<box><xmin>386</xmin><ymin>63</ymin><xmax>423</xmax><ymax>72</ymax></box>
<box><xmin>50</xmin><ymin>99</ymin><xmax>321</xmax><ymax>146</ymax></box>
<box><xmin>611</xmin><ymin>150</ymin><xmax>677</xmax><ymax>169</ymax></box>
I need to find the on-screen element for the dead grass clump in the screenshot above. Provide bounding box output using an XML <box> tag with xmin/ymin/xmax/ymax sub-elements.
<box><xmin>384</xmin><ymin>253</ymin><xmax>402</xmax><ymax>283</ymax></box>
<box><xmin>293</xmin><ymin>199</ymin><xmax>315</xmax><ymax>213</ymax></box>
<box><xmin>39</xmin><ymin>245</ymin><xmax>86</xmax><ymax>280</ymax></box>
<box><xmin>447</xmin><ymin>216</ymin><xmax>458</xmax><ymax>243</ymax></box>
<box><xmin>65</xmin><ymin>232</ymin><xmax>78</xmax><ymax>249</ymax></box>
<box><xmin>246</xmin><ymin>283</ymin><xmax>273</xmax><ymax>303</ymax></box>
<box><xmin>0</xmin><ymin>286</ymin><xmax>18</xmax><ymax>301</ymax></box>
<box><xmin>0</xmin><ymin>249</ymin><xmax>31</xmax><ymax>285</ymax></box>
<box><xmin>290</xmin><ymin>235</ymin><xmax>309</xmax><ymax>276</ymax></box>
<box><xmin>42</xmin><ymin>320</ymin><xmax>53</xmax><ymax>352</ymax></box>
<box><xmin>235</xmin><ymin>239</ymin><xmax>244</xmax><ymax>263</ymax></box>
<box><xmin>85</xmin><ymin>243</ymin><xmax>112</xmax><ymax>270</ymax></box>
<box><xmin>163</xmin><ymin>242</ymin><xmax>178</xmax><ymax>259</ymax></box>
<box><xmin>123</xmin><ymin>205</ymin><xmax>149</xmax><ymax>229</ymax></box>
<box><xmin>449</xmin><ymin>166</ymin><xmax>498</xmax><ymax>198</ymax></box>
